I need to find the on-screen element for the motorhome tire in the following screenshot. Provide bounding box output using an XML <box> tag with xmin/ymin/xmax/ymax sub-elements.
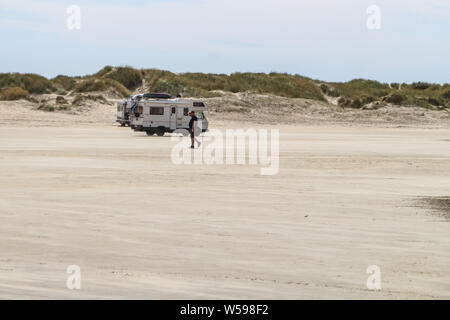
<box><xmin>146</xmin><ymin>131</ymin><xmax>155</xmax><ymax>136</ymax></box>
<box><xmin>156</xmin><ymin>127</ymin><xmax>165</xmax><ymax>136</ymax></box>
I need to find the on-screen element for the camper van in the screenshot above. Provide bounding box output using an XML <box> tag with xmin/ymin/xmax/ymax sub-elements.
<box><xmin>116</xmin><ymin>99</ymin><xmax>129</xmax><ymax>126</ymax></box>
<box><xmin>130</xmin><ymin>96</ymin><xmax>209</xmax><ymax>136</ymax></box>
<box><xmin>116</xmin><ymin>94</ymin><xmax>143</xmax><ymax>126</ymax></box>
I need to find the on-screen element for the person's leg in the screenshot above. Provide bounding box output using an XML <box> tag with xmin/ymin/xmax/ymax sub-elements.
<box><xmin>193</xmin><ymin>126</ymin><xmax>201</xmax><ymax>147</ymax></box>
<box><xmin>190</xmin><ymin>132</ymin><xmax>195</xmax><ymax>148</ymax></box>
<box><xmin>195</xmin><ymin>137</ymin><xmax>201</xmax><ymax>147</ymax></box>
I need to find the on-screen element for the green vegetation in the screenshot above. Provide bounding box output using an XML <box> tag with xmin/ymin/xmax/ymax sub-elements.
<box><xmin>0</xmin><ymin>67</ymin><xmax>449</xmax><ymax>110</ymax></box>
<box><xmin>105</xmin><ymin>67</ymin><xmax>142</xmax><ymax>90</ymax></box>
<box><xmin>51</xmin><ymin>75</ymin><xmax>76</xmax><ymax>91</ymax></box>
<box><xmin>142</xmin><ymin>70</ymin><xmax>325</xmax><ymax>100</ymax></box>
<box><xmin>38</xmin><ymin>97</ymin><xmax>71</xmax><ymax>112</ymax></box>
<box><xmin>56</xmin><ymin>95</ymin><xmax>68</xmax><ymax>104</ymax></box>
<box><xmin>390</xmin><ymin>83</ymin><xmax>400</xmax><ymax>90</ymax></box>
<box><xmin>319</xmin><ymin>83</ymin><xmax>341</xmax><ymax>97</ymax></box>
<box><xmin>388</xmin><ymin>83</ymin><xmax>450</xmax><ymax>109</ymax></box>
<box><xmin>94</xmin><ymin>66</ymin><xmax>113</xmax><ymax>78</ymax></box>
<box><xmin>411</xmin><ymin>82</ymin><xmax>432</xmax><ymax>90</ymax></box>
<box><xmin>331</xmin><ymin>79</ymin><xmax>450</xmax><ymax>109</ymax></box>
<box><xmin>441</xmin><ymin>90</ymin><xmax>450</xmax><ymax>100</ymax></box>
<box><xmin>74</xmin><ymin>78</ymin><xmax>130</xmax><ymax>98</ymax></box>
<box><xmin>104</xmin><ymin>79</ymin><xmax>131</xmax><ymax>98</ymax></box>
<box><xmin>0</xmin><ymin>86</ymin><xmax>30</xmax><ymax>100</ymax></box>
<box><xmin>383</xmin><ymin>93</ymin><xmax>406</xmax><ymax>105</ymax></box>
<box><xmin>0</xmin><ymin>73</ymin><xmax>54</xmax><ymax>94</ymax></box>
<box><xmin>331</xmin><ymin>79</ymin><xmax>390</xmax><ymax>100</ymax></box>
<box><xmin>334</xmin><ymin>79</ymin><xmax>391</xmax><ymax>108</ymax></box>
<box><xmin>74</xmin><ymin>79</ymin><xmax>107</xmax><ymax>92</ymax></box>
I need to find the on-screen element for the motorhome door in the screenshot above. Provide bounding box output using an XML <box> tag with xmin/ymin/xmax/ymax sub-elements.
<box><xmin>177</xmin><ymin>107</ymin><xmax>188</xmax><ymax>128</ymax></box>
<box><xmin>170</xmin><ymin>106</ymin><xmax>177</xmax><ymax>130</ymax></box>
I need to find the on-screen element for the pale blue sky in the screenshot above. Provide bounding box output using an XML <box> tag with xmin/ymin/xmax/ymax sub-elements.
<box><xmin>0</xmin><ymin>0</ymin><xmax>449</xmax><ymax>83</ymax></box>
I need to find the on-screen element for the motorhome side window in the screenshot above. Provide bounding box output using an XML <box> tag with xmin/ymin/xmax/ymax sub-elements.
<box><xmin>171</xmin><ymin>107</ymin><xmax>176</xmax><ymax>114</ymax></box>
<box><xmin>150</xmin><ymin>107</ymin><xmax>164</xmax><ymax>115</ymax></box>
<box><xmin>183</xmin><ymin>108</ymin><xmax>189</xmax><ymax>116</ymax></box>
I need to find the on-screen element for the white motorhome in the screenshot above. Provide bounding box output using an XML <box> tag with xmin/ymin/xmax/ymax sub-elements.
<box><xmin>130</xmin><ymin>96</ymin><xmax>209</xmax><ymax>136</ymax></box>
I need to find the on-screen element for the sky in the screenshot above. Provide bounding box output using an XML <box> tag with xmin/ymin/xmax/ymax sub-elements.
<box><xmin>0</xmin><ymin>0</ymin><xmax>449</xmax><ymax>83</ymax></box>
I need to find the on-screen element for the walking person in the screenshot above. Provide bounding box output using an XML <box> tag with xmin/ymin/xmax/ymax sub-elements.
<box><xmin>189</xmin><ymin>111</ymin><xmax>201</xmax><ymax>149</ymax></box>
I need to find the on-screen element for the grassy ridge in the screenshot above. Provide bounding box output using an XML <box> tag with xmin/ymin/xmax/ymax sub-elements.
<box><xmin>0</xmin><ymin>67</ymin><xmax>449</xmax><ymax>109</ymax></box>
<box><xmin>142</xmin><ymin>70</ymin><xmax>325</xmax><ymax>100</ymax></box>
<box><xmin>74</xmin><ymin>78</ymin><xmax>131</xmax><ymax>98</ymax></box>
<box><xmin>321</xmin><ymin>80</ymin><xmax>450</xmax><ymax>109</ymax></box>
<box><xmin>0</xmin><ymin>73</ymin><xmax>53</xmax><ymax>95</ymax></box>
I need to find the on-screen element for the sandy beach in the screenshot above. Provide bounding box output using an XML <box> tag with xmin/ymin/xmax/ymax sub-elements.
<box><xmin>0</xmin><ymin>102</ymin><xmax>449</xmax><ymax>299</ymax></box>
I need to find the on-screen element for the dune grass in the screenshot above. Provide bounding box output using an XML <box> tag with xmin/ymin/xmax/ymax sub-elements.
<box><xmin>330</xmin><ymin>79</ymin><xmax>450</xmax><ymax>109</ymax></box>
<box><xmin>105</xmin><ymin>67</ymin><xmax>142</xmax><ymax>90</ymax></box>
<box><xmin>74</xmin><ymin>78</ymin><xmax>130</xmax><ymax>98</ymax></box>
<box><xmin>0</xmin><ymin>73</ymin><xmax>54</xmax><ymax>94</ymax></box>
<box><xmin>396</xmin><ymin>83</ymin><xmax>450</xmax><ymax>108</ymax></box>
<box><xmin>331</xmin><ymin>79</ymin><xmax>391</xmax><ymax>100</ymax></box>
<box><xmin>1</xmin><ymin>67</ymin><xmax>449</xmax><ymax>109</ymax></box>
<box><xmin>0</xmin><ymin>86</ymin><xmax>30</xmax><ymax>100</ymax></box>
<box><xmin>51</xmin><ymin>75</ymin><xmax>76</xmax><ymax>91</ymax></box>
<box><xmin>74</xmin><ymin>79</ymin><xmax>107</xmax><ymax>92</ymax></box>
<box><xmin>141</xmin><ymin>69</ymin><xmax>326</xmax><ymax>100</ymax></box>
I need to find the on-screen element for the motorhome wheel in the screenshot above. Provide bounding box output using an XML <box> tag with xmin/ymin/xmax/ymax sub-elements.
<box><xmin>156</xmin><ymin>128</ymin><xmax>165</xmax><ymax>136</ymax></box>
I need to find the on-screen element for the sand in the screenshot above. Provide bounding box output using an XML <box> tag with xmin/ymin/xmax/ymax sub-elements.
<box><xmin>0</xmin><ymin>100</ymin><xmax>449</xmax><ymax>299</ymax></box>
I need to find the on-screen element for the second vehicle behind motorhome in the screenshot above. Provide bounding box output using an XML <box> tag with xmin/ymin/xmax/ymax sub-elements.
<box><xmin>116</xmin><ymin>94</ymin><xmax>145</xmax><ymax>126</ymax></box>
<box><xmin>116</xmin><ymin>99</ymin><xmax>129</xmax><ymax>126</ymax></box>
<box><xmin>129</xmin><ymin>95</ymin><xmax>209</xmax><ymax>136</ymax></box>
